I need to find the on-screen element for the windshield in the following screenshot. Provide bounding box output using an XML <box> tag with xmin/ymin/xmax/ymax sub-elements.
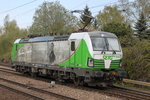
<box><xmin>91</xmin><ymin>37</ymin><xmax>120</xmax><ymax>51</ymax></box>
<box><xmin>91</xmin><ymin>38</ymin><xmax>107</xmax><ymax>51</ymax></box>
<box><xmin>107</xmin><ymin>38</ymin><xmax>120</xmax><ymax>51</ymax></box>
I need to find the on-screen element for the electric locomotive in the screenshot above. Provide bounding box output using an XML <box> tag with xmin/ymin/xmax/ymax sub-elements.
<box><xmin>11</xmin><ymin>31</ymin><xmax>126</xmax><ymax>87</ymax></box>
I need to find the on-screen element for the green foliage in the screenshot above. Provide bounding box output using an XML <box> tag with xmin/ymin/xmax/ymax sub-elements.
<box><xmin>96</xmin><ymin>6</ymin><xmax>132</xmax><ymax>37</ymax></box>
<box><xmin>132</xmin><ymin>0</ymin><xmax>150</xmax><ymax>20</ymax></box>
<box><xmin>0</xmin><ymin>15</ymin><xmax>28</xmax><ymax>62</ymax></box>
<box><xmin>30</xmin><ymin>1</ymin><xmax>77</xmax><ymax>35</ymax></box>
<box><xmin>122</xmin><ymin>39</ymin><xmax>150</xmax><ymax>82</ymax></box>
<box><xmin>135</xmin><ymin>12</ymin><xmax>148</xmax><ymax>39</ymax></box>
<box><xmin>145</xmin><ymin>29</ymin><xmax>150</xmax><ymax>40</ymax></box>
<box><xmin>102</xmin><ymin>22</ymin><xmax>132</xmax><ymax>37</ymax></box>
<box><xmin>96</xmin><ymin>6</ymin><xmax>126</xmax><ymax>29</ymax></box>
<box><xmin>119</xmin><ymin>35</ymin><xmax>137</xmax><ymax>47</ymax></box>
<box><xmin>80</xmin><ymin>5</ymin><xmax>92</xmax><ymax>29</ymax></box>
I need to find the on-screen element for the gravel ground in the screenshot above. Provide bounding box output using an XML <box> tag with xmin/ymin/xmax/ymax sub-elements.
<box><xmin>0</xmin><ymin>87</ymin><xmax>35</xmax><ymax>100</ymax></box>
<box><xmin>0</xmin><ymin>80</ymin><xmax>64</xmax><ymax>100</ymax></box>
<box><xmin>0</xmin><ymin>66</ymin><xmax>122</xmax><ymax>100</ymax></box>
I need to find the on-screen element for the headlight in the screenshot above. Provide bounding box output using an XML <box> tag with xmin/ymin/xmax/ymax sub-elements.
<box><xmin>88</xmin><ymin>58</ymin><xmax>93</xmax><ymax>67</ymax></box>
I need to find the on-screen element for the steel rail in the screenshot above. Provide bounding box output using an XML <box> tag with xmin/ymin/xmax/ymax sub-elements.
<box><xmin>111</xmin><ymin>85</ymin><xmax>150</xmax><ymax>100</ymax></box>
<box><xmin>113</xmin><ymin>85</ymin><xmax>150</xmax><ymax>96</ymax></box>
<box><xmin>123</xmin><ymin>79</ymin><xmax>150</xmax><ymax>87</ymax></box>
<box><xmin>0</xmin><ymin>83</ymin><xmax>45</xmax><ymax>100</ymax></box>
<box><xmin>1</xmin><ymin>64</ymin><xmax>150</xmax><ymax>100</ymax></box>
<box><xmin>0</xmin><ymin>63</ymin><xmax>11</xmax><ymax>67</ymax></box>
<box><xmin>0</xmin><ymin>77</ymin><xmax>77</xmax><ymax>100</ymax></box>
<box><xmin>0</xmin><ymin>67</ymin><xmax>14</xmax><ymax>71</ymax></box>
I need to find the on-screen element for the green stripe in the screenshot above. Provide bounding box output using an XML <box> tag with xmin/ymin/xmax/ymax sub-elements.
<box><xmin>110</xmin><ymin>65</ymin><xmax>120</xmax><ymax>67</ymax></box>
<box><xmin>94</xmin><ymin>62</ymin><xmax>104</xmax><ymax>64</ymax></box>
<box><xmin>94</xmin><ymin>65</ymin><xmax>105</xmax><ymax>67</ymax></box>
<box><xmin>95</xmin><ymin>64</ymin><xmax>104</xmax><ymax>65</ymax></box>
<box><xmin>110</xmin><ymin>60</ymin><xmax>121</xmax><ymax>69</ymax></box>
<box><xmin>111</xmin><ymin>60</ymin><xmax>121</xmax><ymax>63</ymax></box>
<box><xmin>94</xmin><ymin>65</ymin><xmax>105</xmax><ymax>66</ymax></box>
<box><xmin>94</xmin><ymin>61</ymin><xmax>104</xmax><ymax>63</ymax></box>
<box><xmin>110</xmin><ymin>63</ymin><xmax>120</xmax><ymax>65</ymax></box>
<box><xmin>94</xmin><ymin>59</ymin><xmax>105</xmax><ymax>68</ymax></box>
<box><xmin>94</xmin><ymin>59</ymin><xmax>104</xmax><ymax>61</ymax></box>
<box><xmin>11</xmin><ymin>43</ymin><xmax>26</xmax><ymax>62</ymax></box>
<box><xmin>59</xmin><ymin>39</ymin><xmax>92</xmax><ymax>68</ymax></box>
<box><xmin>111</xmin><ymin>63</ymin><xmax>120</xmax><ymax>64</ymax></box>
<box><xmin>93</xmin><ymin>67</ymin><xmax>105</xmax><ymax>69</ymax></box>
<box><xmin>94</xmin><ymin>64</ymin><xmax>105</xmax><ymax>66</ymax></box>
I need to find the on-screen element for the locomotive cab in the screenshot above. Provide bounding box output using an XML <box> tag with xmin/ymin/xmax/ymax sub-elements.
<box><xmin>89</xmin><ymin>32</ymin><xmax>126</xmax><ymax>83</ymax></box>
<box><xmin>89</xmin><ymin>32</ymin><xmax>122</xmax><ymax>69</ymax></box>
<box><xmin>69</xmin><ymin>31</ymin><xmax>126</xmax><ymax>86</ymax></box>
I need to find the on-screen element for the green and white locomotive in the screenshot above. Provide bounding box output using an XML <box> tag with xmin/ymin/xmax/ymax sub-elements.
<box><xmin>11</xmin><ymin>31</ymin><xmax>126</xmax><ymax>86</ymax></box>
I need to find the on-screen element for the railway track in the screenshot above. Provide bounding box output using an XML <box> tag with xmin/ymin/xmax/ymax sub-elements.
<box><xmin>0</xmin><ymin>65</ymin><xmax>150</xmax><ymax>100</ymax></box>
<box><xmin>0</xmin><ymin>77</ymin><xmax>77</xmax><ymax>100</ymax></box>
<box><xmin>0</xmin><ymin>83</ymin><xmax>45</xmax><ymax>100</ymax></box>
<box><xmin>0</xmin><ymin>67</ymin><xmax>22</xmax><ymax>76</ymax></box>
<box><xmin>111</xmin><ymin>85</ymin><xmax>150</xmax><ymax>100</ymax></box>
<box><xmin>0</xmin><ymin>63</ymin><xmax>11</xmax><ymax>67</ymax></box>
<box><xmin>65</xmin><ymin>83</ymin><xmax>150</xmax><ymax>100</ymax></box>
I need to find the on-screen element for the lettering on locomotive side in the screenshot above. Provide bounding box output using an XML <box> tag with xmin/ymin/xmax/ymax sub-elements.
<box><xmin>103</xmin><ymin>56</ymin><xmax>115</xmax><ymax>60</ymax></box>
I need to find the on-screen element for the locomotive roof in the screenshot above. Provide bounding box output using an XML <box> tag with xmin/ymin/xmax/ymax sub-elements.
<box><xmin>15</xmin><ymin>31</ymin><xmax>117</xmax><ymax>43</ymax></box>
<box><xmin>69</xmin><ymin>31</ymin><xmax>117</xmax><ymax>40</ymax></box>
<box><xmin>19</xmin><ymin>35</ymin><xmax>69</xmax><ymax>43</ymax></box>
<box><xmin>88</xmin><ymin>31</ymin><xmax>117</xmax><ymax>38</ymax></box>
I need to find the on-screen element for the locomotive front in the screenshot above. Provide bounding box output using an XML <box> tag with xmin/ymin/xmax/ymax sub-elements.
<box><xmin>86</xmin><ymin>31</ymin><xmax>126</xmax><ymax>85</ymax></box>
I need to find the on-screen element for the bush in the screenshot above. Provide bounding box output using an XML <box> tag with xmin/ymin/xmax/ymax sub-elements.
<box><xmin>122</xmin><ymin>39</ymin><xmax>150</xmax><ymax>82</ymax></box>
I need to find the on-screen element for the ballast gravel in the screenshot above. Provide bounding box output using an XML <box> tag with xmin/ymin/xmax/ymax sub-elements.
<box><xmin>0</xmin><ymin>87</ymin><xmax>36</xmax><ymax>100</ymax></box>
<box><xmin>0</xmin><ymin>66</ymin><xmax>121</xmax><ymax>100</ymax></box>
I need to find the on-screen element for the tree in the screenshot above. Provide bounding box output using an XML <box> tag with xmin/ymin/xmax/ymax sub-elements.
<box><xmin>97</xmin><ymin>6</ymin><xmax>132</xmax><ymax>37</ymax></box>
<box><xmin>117</xmin><ymin>0</ymin><xmax>150</xmax><ymax>24</ymax></box>
<box><xmin>118</xmin><ymin>0</ymin><xmax>150</xmax><ymax>39</ymax></box>
<box><xmin>123</xmin><ymin>0</ymin><xmax>150</xmax><ymax>26</ymax></box>
<box><xmin>0</xmin><ymin>27</ymin><xmax>3</xmax><ymax>35</ymax></box>
<box><xmin>30</xmin><ymin>1</ymin><xmax>77</xmax><ymax>36</ymax></box>
<box><xmin>102</xmin><ymin>22</ymin><xmax>132</xmax><ymax>37</ymax></box>
<box><xmin>80</xmin><ymin>5</ymin><xmax>92</xmax><ymax>29</ymax></box>
<box><xmin>132</xmin><ymin>0</ymin><xmax>150</xmax><ymax>19</ymax></box>
<box><xmin>117</xmin><ymin>0</ymin><xmax>134</xmax><ymax>24</ymax></box>
<box><xmin>96</xmin><ymin>6</ymin><xmax>126</xmax><ymax>29</ymax></box>
<box><xmin>135</xmin><ymin>12</ymin><xmax>148</xmax><ymax>39</ymax></box>
<box><xmin>123</xmin><ymin>40</ymin><xmax>150</xmax><ymax>82</ymax></box>
<box><xmin>0</xmin><ymin>15</ymin><xmax>28</xmax><ymax>62</ymax></box>
<box><xmin>145</xmin><ymin>29</ymin><xmax>150</xmax><ymax>40</ymax></box>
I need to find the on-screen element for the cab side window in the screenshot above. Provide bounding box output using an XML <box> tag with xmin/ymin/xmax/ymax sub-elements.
<box><xmin>71</xmin><ymin>41</ymin><xmax>75</xmax><ymax>51</ymax></box>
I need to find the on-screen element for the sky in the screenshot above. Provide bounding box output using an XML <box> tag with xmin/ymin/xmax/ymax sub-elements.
<box><xmin>0</xmin><ymin>0</ymin><xmax>125</xmax><ymax>28</ymax></box>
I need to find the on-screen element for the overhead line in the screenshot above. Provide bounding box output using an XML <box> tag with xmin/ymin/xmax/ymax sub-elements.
<box><xmin>13</xmin><ymin>8</ymin><xmax>36</xmax><ymax>19</ymax></box>
<box><xmin>72</xmin><ymin>0</ymin><xmax>90</xmax><ymax>9</ymax></box>
<box><xmin>89</xmin><ymin>1</ymin><xmax>119</xmax><ymax>9</ymax></box>
<box><xmin>88</xmin><ymin>1</ymin><xmax>134</xmax><ymax>11</ymax></box>
<box><xmin>89</xmin><ymin>1</ymin><xmax>134</xmax><ymax>15</ymax></box>
<box><xmin>0</xmin><ymin>0</ymin><xmax>38</xmax><ymax>14</ymax></box>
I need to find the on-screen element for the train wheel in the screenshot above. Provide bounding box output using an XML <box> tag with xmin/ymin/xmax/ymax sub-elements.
<box><xmin>15</xmin><ymin>67</ymin><xmax>19</xmax><ymax>72</ymax></box>
<box><xmin>73</xmin><ymin>77</ymin><xmax>84</xmax><ymax>86</ymax></box>
<box><xmin>73</xmin><ymin>77</ymin><xmax>80</xmax><ymax>86</ymax></box>
<box><xmin>31</xmin><ymin>72</ymin><xmax>37</xmax><ymax>78</ymax></box>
